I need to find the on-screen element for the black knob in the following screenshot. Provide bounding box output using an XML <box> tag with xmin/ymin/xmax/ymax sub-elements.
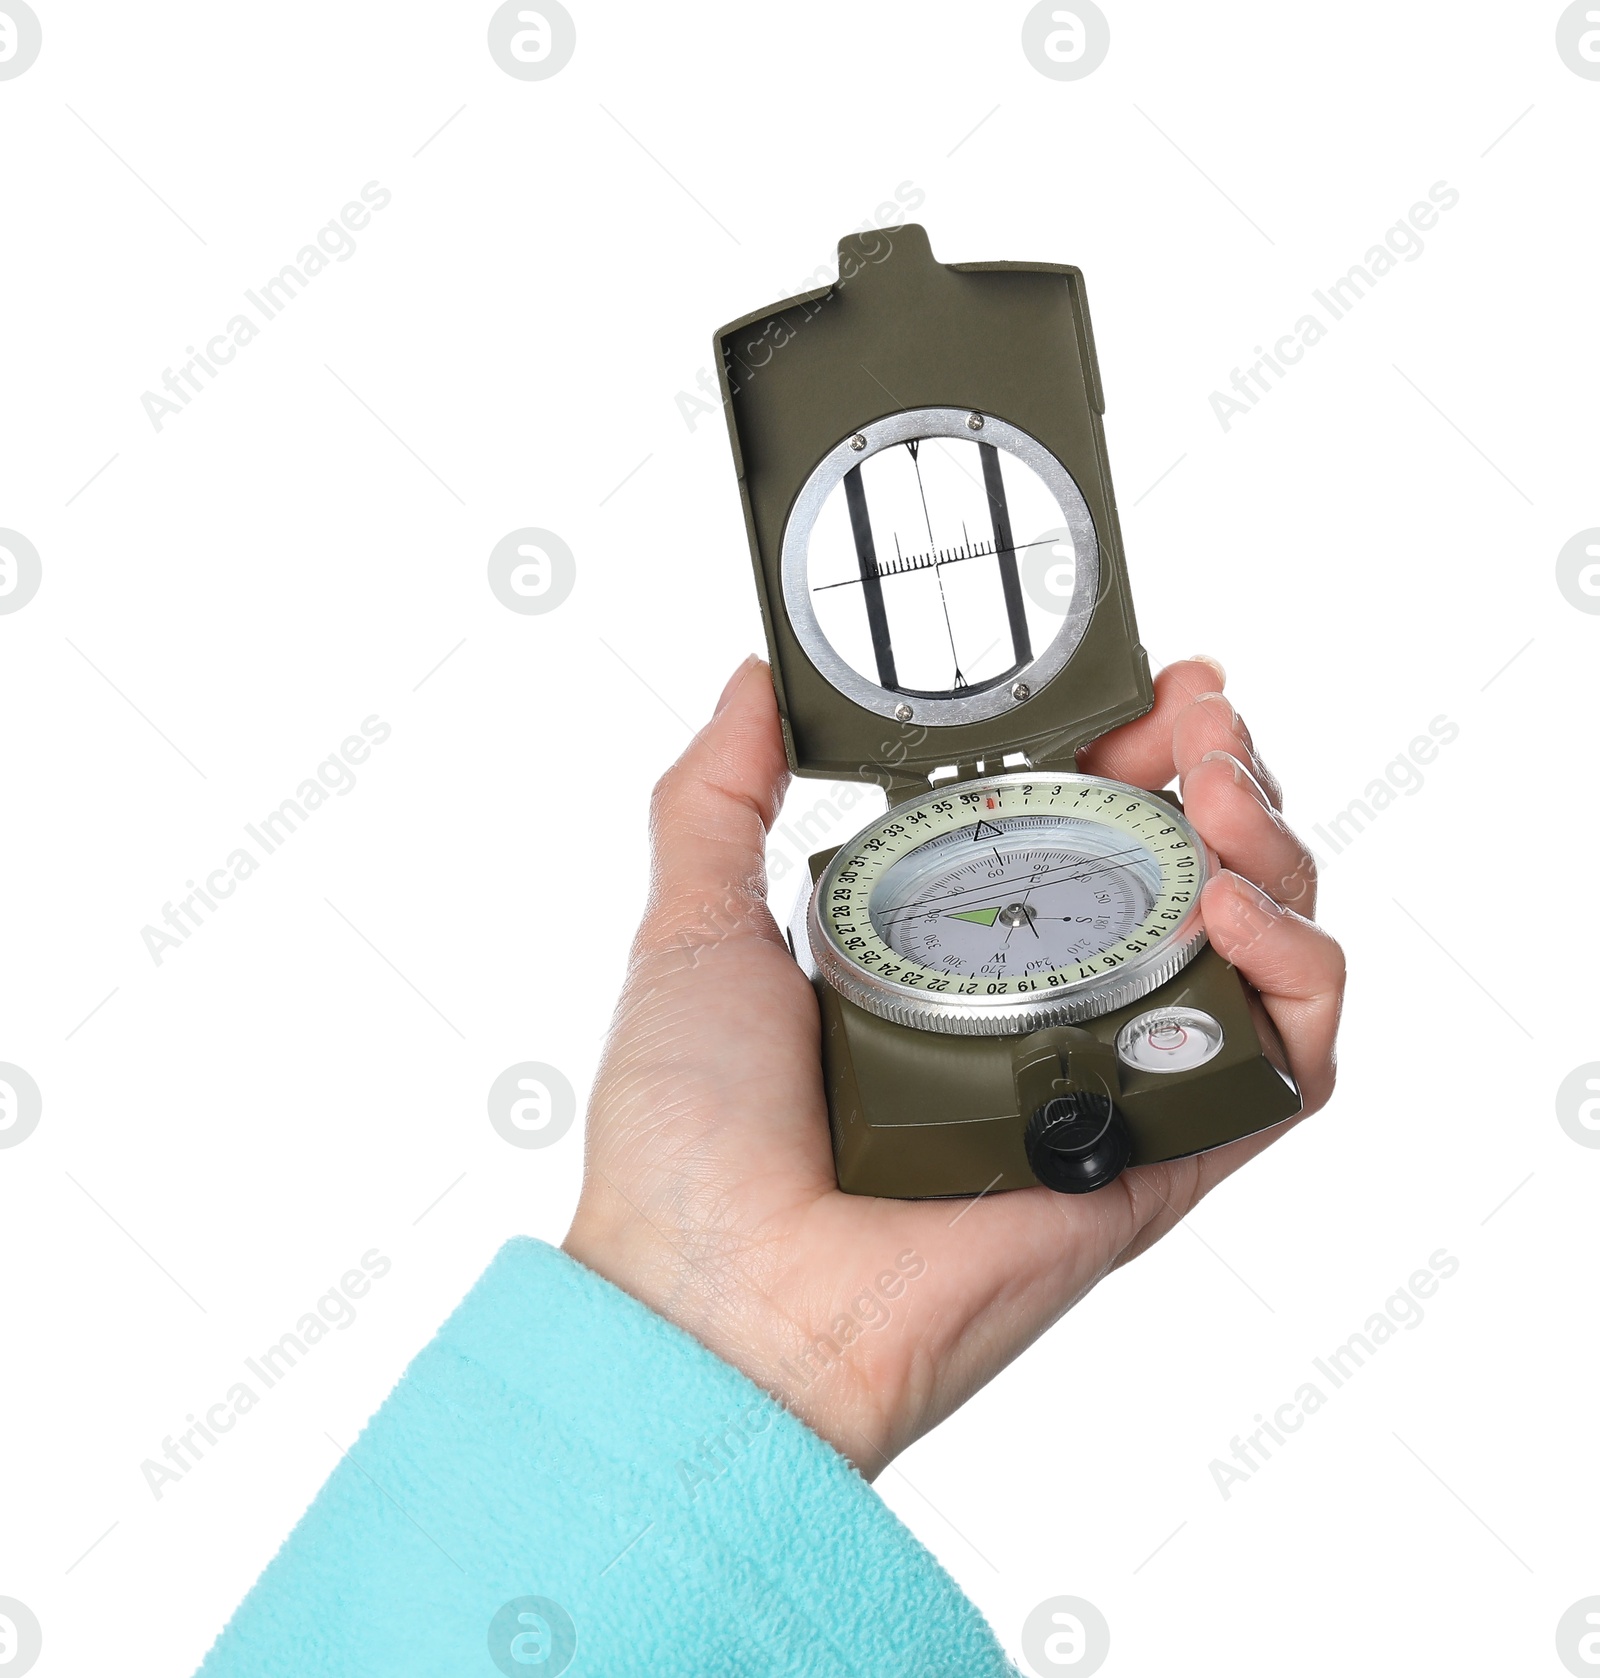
<box><xmin>1024</xmin><ymin>1092</ymin><xmax>1131</xmax><ymax>1194</ymax></box>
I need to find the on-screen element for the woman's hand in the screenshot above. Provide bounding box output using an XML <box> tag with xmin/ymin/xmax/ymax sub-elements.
<box><xmin>563</xmin><ymin>655</ymin><xmax>1345</xmax><ymax>1477</ymax></box>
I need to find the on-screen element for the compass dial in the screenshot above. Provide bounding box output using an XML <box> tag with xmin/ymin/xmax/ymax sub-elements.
<box><xmin>808</xmin><ymin>773</ymin><xmax>1208</xmax><ymax>1035</ymax></box>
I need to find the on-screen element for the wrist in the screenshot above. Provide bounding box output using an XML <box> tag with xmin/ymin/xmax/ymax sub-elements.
<box><xmin>561</xmin><ymin>1206</ymin><xmax>895</xmax><ymax>1477</ymax></box>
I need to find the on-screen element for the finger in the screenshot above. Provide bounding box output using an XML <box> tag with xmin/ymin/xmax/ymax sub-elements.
<box><xmin>1075</xmin><ymin>655</ymin><xmax>1226</xmax><ymax>788</ymax></box>
<box><xmin>1201</xmin><ymin>871</ymin><xmax>1345</xmax><ymax>1113</ymax></box>
<box><xmin>1181</xmin><ymin>751</ymin><xmax>1317</xmax><ymax>917</ymax></box>
<box><xmin>1116</xmin><ymin>1114</ymin><xmax>1299</xmax><ymax>1261</ymax></box>
<box><xmin>638</xmin><ymin>657</ymin><xmax>790</xmax><ymax>956</ymax></box>
<box><xmin>1173</xmin><ymin>692</ymin><xmax>1283</xmax><ymax>809</ymax></box>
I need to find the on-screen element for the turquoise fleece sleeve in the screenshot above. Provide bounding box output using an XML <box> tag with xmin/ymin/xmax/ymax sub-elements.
<box><xmin>195</xmin><ymin>1238</ymin><xmax>1014</xmax><ymax>1676</ymax></box>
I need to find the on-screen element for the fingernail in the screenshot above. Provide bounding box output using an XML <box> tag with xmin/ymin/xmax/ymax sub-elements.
<box><xmin>1196</xmin><ymin>690</ymin><xmax>1254</xmax><ymax>749</ymax></box>
<box><xmin>715</xmin><ymin>656</ymin><xmax>755</xmax><ymax>715</ymax></box>
<box><xmin>1214</xmin><ymin>870</ymin><xmax>1285</xmax><ymax>920</ymax></box>
<box><xmin>1201</xmin><ymin>749</ymin><xmax>1270</xmax><ymax>807</ymax></box>
<box><xmin>1189</xmin><ymin>653</ymin><xmax>1226</xmax><ymax>686</ymax></box>
<box><xmin>1241</xmin><ymin>876</ymin><xmax>1286</xmax><ymax>918</ymax></box>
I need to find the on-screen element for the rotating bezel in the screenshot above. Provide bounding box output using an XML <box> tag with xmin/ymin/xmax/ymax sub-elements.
<box><xmin>806</xmin><ymin>771</ymin><xmax>1210</xmax><ymax>1037</ymax></box>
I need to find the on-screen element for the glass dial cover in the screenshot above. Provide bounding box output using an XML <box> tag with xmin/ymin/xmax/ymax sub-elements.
<box><xmin>808</xmin><ymin>773</ymin><xmax>1209</xmax><ymax>1035</ymax></box>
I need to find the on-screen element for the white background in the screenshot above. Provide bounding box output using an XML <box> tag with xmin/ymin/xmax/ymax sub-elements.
<box><xmin>2</xmin><ymin>3</ymin><xmax>1597</xmax><ymax>1674</ymax></box>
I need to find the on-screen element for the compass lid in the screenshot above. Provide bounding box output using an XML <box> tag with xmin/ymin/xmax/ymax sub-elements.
<box><xmin>715</xmin><ymin>223</ymin><xmax>1152</xmax><ymax>796</ymax></box>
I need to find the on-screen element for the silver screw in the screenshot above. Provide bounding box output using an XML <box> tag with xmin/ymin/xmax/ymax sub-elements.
<box><xmin>1011</xmin><ymin>681</ymin><xmax>1030</xmax><ymax>701</ymax></box>
<box><xmin>894</xmin><ymin>702</ymin><xmax>913</xmax><ymax>721</ymax></box>
<box><xmin>849</xmin><ymin>433</ymin><xmax>867</xmax><ymax>452</ymax></box>
<box><xmin>966</xmin><ymin>412</ymin><xmax>984</xmax><ymax>431</ymax></box>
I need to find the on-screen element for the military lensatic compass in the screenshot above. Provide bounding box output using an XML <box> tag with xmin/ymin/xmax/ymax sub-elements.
<box><xmin>716</xmin><ymin>226</ymin><xmax>1299</xmax><ymax>1198</ymax></box>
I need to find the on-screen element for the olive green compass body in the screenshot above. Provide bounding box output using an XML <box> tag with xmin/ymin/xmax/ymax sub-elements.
<box><xmin>715</xmin><ymin>225</ymin><xmax>1299</xmax><ymax>1198</ymax></box>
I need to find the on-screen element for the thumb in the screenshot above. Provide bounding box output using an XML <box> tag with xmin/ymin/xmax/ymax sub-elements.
<box><xmin>638</xmin><ymin>656</ymin><xmax>791</xmax><ymax>959</ymax></box>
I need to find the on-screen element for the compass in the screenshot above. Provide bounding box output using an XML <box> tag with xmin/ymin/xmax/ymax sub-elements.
<box><xmin>809</xmin><ymin>775</ymin><xmax>1206</xmax><ymax>1034</ymax></box>
<box><xmin>716</xmin><ymin>225</ymin><xmax>1300</xmax><ymax>1198</ymax></box>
